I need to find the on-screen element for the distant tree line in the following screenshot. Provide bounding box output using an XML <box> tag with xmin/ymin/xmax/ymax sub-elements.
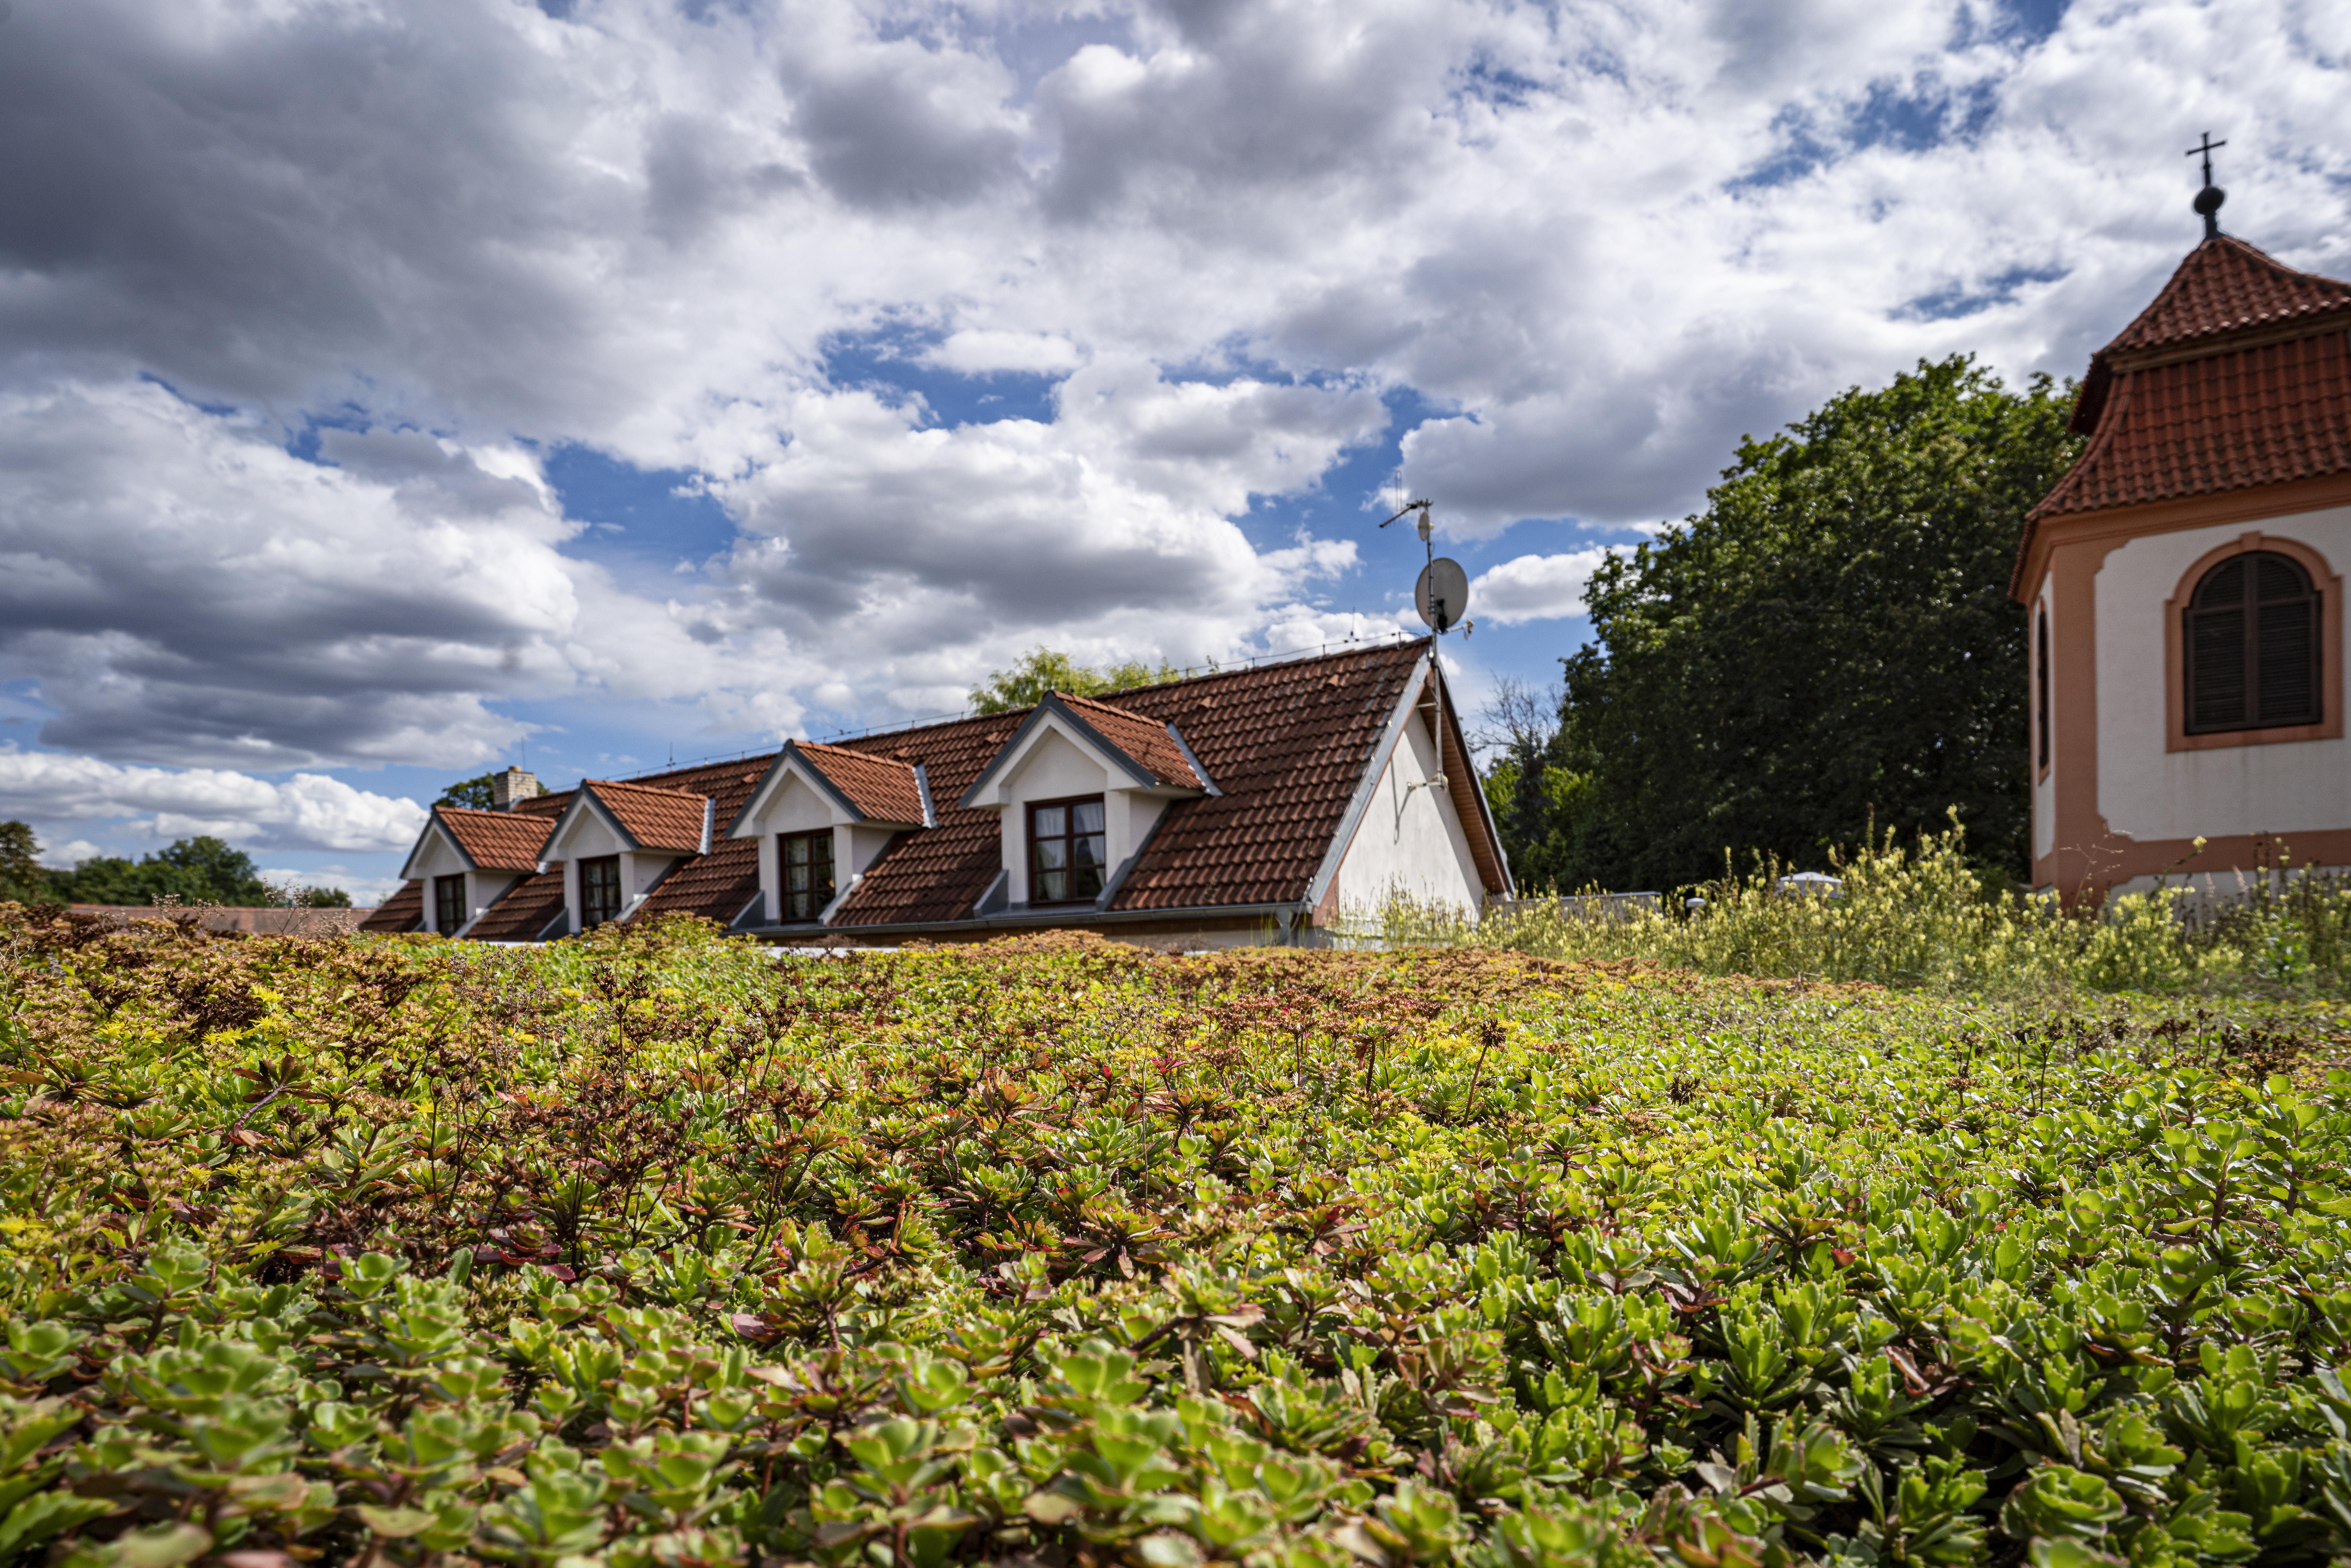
<box><xmin>1482</xmin><ymin>356</ymin><xmax>2081</xmax><ymax>893</ymax></box>
<box><xmin>0</xmin><ymin>822</ymin><xmax>351</xmax><ymax>907</ymax></box>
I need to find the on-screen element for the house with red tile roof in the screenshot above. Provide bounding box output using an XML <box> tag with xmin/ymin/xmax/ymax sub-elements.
<box><xmin>363</xmin><ymin>636</ymin><xmax>1511</xmax><ymax>947</ymax></box>
<box><xmin>2015</xmin><ymin>227</ymin><xmax>2351</xmax><ymax>901</ymax></box>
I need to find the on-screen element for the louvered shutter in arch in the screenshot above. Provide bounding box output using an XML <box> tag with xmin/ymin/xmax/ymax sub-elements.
<box><xmin>2183</xmin><ymin>551</ymin><xmax>2321</xmax><ymax>734</ymax></box>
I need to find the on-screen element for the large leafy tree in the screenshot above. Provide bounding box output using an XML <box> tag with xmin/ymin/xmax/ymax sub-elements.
<box><xmin>45</xmin><ymin>835</ymin><xmax>349</xmax><ymax>907</ymax></box>
<box><xmin>969</xmin><ymin>648</ymin><xmax>1181</xmax><ymax>714</ymax></box>
<box><xmin>1546</xmin><ymin>356</ymin><xmax>2079</xmax><ymax>892</ymax></box>
<box><xmin>0</xmin><ymin>822</ymin><xmax>48</xmax><ymax>904</ymax></box>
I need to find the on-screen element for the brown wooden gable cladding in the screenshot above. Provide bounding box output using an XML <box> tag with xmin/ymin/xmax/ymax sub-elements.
<box><xmin>370</xmin><ymin>638</ymin><xmax>1508</xmax><ymax>940</ymax></box>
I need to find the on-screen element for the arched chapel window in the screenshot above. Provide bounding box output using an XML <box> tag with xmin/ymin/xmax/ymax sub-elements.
<box><xmin>2184</xmin><ymin>551</ymin><xmax>2322</xmax><ymax>733</ymax></box>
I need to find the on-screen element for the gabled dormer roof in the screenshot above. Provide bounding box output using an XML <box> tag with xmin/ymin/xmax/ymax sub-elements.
<box><xmin>2016</xmin><ymin>236</ymin><xmax>2351</xmax><ymax>595</ymax></box>
<box><xmin>728</xmin><ymin>741</ymin><xmax>930</xmax><ymax>836</ymax></box>
<box><xmin>957</xmin><ymin>690</ymin><xmax>1211</xmax><ymax>809</ymax></box>
<box><xmin>436</xmin><ymin>806</ymin><xmax>553</xmax><ymax>872</ymax></box>
<box><xmin>397</xmin><ymin>803</ymin><xmax>553</xmax><ymax>881</ymax></box>
<box><xmin>552</xmin><ymin>779</ymin><xmax>712</xmax><ymax>856</ymax></box>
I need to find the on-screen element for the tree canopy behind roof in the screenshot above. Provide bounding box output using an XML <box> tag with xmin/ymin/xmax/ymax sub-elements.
<box><xmin>1535</xmin><ymin>355</ymin><xmax>2078</xmax><ymax>892</ymax></box>
<box><xmin>969</xmin><ymin>648</ymin><xmax>1182</xmax><ymax>714</ymax></box>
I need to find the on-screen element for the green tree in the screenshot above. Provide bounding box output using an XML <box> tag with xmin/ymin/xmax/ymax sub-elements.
<box><xmin>1551</xmin><ymin>356</ymin><xmax>2080</xmax><ymax>892</ymax></box>
<box><xmin>44</xmin><ymin>835</ymin><xmax>349</xmax><ymax>906</ymax></box>
<box><xmin>437</xmin><ymin>773</ymin><xmax>499</xmax><ymax>810</ymax></box>
<box><xmin>969</xmin><ymin>648</ymin><xmax>1183</xmax><ymax>714</ymax></box>
<box><xmin>0</xmin><ymin>822</ymin><xmax>49</xmax><ymax>904</ymax></box>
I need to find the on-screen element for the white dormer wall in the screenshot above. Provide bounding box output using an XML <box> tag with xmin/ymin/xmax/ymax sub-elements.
<box><xmin>982</xmin><ymin>727</ymin><xmax>1170</xmax><ymax>906</ymax></box>
<box><xmin>733</xmin><ymin>770</ymin><xmax>903</xmax><ymax>923</ymax></box>
<box><xmin>1331</xmin><ymin>710</ymin><xmax>1483</xmax><ymax>919</ymax></box>
<box><xmin>546</xmin><ymin>800</ymin><xmax>677</xmax><ymax>933</ymax></box>
<box><xmin>405</xmin><ymin>827</ymin><xmax>518</xmax><ymax>935</ymax></box>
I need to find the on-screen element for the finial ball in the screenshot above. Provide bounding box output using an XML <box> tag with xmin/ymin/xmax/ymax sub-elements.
<box><xmin>2193</xmin><ymin>184</ymin><xmax>2226</xmax><ymax>217</ymax></box>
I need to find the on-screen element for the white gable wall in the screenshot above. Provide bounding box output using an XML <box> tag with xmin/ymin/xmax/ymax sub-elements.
<box><xmin>407</xmin><ymin>828</ymin><xmax>468</xmax><ymax>882</ymax></box>
<box><xmin>1332</xmin><ymin>713</ymin><xmax>1483</xmax><ymax>919</ymax></box>
<box><xmin>548</xmin><ymin>806</ymin><xmax>624</xmax><ymax>861</ymax></box>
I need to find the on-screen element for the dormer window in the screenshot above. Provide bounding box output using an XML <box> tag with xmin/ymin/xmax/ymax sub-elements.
<box><xmin>580</xmin><ymin>856</ymin><xmax>624</xmax><ymax>927</ymax></box>
<box><xmin>433</xmin><ymin>874</ymin><xmax>467</xmax><ymax>934</ymax></box>
<box><xmin>1030</xmin><ymin>797</ymin><xmax>1105</xmax><ymax>904</ymax></box>
<box><xmin>780</xmin><ymin>830</ymin><xmax>835</xmax><ymax>921</ymax></box>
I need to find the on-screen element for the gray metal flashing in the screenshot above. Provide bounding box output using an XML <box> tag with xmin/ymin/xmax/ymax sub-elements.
<box><xmin>727</xmin><ymin>891</ymin><xmax>767</xmax><ymax>932</ymax></box>
<box><xmin>1164</xmin><ymin>722</ymin><xmax>1220</xmax><ymax>795</ymax></box>
<box><xmin>1302</xmin><ymin>648</ymin><xmax>1434</xmax><ymax>914</ymax></box>
<box><xmin>913</xmin><ymin>762</ymin><xmax>936</xmax><ymax>828</ymax></box>
<box><xmin>956</xmin><ymin>695</ymin><xmax>1160</xmax><ymax>810</ymax></box>
<box><xmin>1096</xmin><ymin>801</ymin><xmax>1170</xmax><ymax>909</ymax></box>
<box><xmin>971</xmin><ymin>868</ymin><xmax>1009</xmax><ymax>917</ymax></box>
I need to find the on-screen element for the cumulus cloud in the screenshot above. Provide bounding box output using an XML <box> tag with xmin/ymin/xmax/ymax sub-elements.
<box><xmin>0</xmin><ymin>745</ymin><xmax>427</xmax><ymax>854</ymax></box>
<box><xmin>1470</xmin><ymin>548</ymin><xmax>1628</xmax><ymax>626</ymax></box>
<box><xmin>0</xmin><ymin>0</ymin><xmax>2343</xmax><ymax>797</ymax></box>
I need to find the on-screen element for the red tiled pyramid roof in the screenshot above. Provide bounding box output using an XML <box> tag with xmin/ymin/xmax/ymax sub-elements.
<box><xmin>358</xmin><ymin>879</ymin><xmax>422</xmax><ymax>933</ymax></box>
<box><xmin>2101</xmin><ymin>235</ymin><xmax>2351</xmax><ymax>360</ymax></box>
<box><xmin>1052</xmin><ymin>692</ymin><xmax>1206</xmax><ymax>791</ymax></box>
<box><xmin>793</xmin><ymin>743</ymin><xmax>928</xmax><ymax>825</ymax></box>
<box><xmin>2017</xmin><ymin>237</ymin><xmax>2351</xmax><ymax>593</ymax></box>
<box><xmin>434</xmin><ymin>805</ymin><xmax>552</xmax><ymax>872</ymax></box>
<box><xmin>583</xmin><ymin>780</ymin><xmax>710</xmax><ymax>854</ymax></box>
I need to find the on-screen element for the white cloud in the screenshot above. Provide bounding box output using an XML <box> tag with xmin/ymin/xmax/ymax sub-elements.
<box><xmin>1470</xmin><ymin>548</ymin><xmax>1627</xmax><ymax>626</ymax></box>
<box><xmin>921</xmin><ymin>332</ymin><xmax>1084</xmax><ymax>376</ymax></box>
<box><xmin>0</xmin><ymin>0</ymin><xmax>2341</xmax><ymax>784</ymax></box>
<box><xmin>0</xmin><ymin>744</ymin><xmax>428</xmax><ymax>854</ymax></box>
<box><xmin>34</xmin><ymin>839</ymin><xmax>107</xmax><ymax>872</ymax></box>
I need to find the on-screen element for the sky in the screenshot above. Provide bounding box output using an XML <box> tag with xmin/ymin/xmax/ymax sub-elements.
<box><xmin>1</xmin><ymin>0</ymin><xmax>2346</xmax><ymax>904</ymax></box>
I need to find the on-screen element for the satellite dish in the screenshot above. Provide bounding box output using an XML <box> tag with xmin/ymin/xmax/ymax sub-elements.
<box><xmin>1415</xmin><ymin>557</ymin><xmax>1469</xmax><ymax>632</ymax></box>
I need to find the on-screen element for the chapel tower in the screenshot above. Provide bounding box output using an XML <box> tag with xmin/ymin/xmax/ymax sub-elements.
<box><xmin>2014</xmin><ymin>163</ymin><xmax>2351</xmax><ymax>900</ymax></box>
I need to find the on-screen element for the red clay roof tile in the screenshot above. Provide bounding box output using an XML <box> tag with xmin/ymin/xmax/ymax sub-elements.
<box><xmin>434</xmin><ymin>806</ymin><xmax>553</xmax><ymax>873</ymax></box>
<box><xmin>2017</xmin><ymin>238</ymin><xmax>2351</xmax><ymax>594</ymax></box>
<box><xmin>1051</xmin><ymin>693</ymin><xmax>1206</xmax><ymax>791</ymax></box>
<box><xmin>359</xmin><ymin>879</ymin><xmax>423</xmax><ymax>933</ymax></box>
<box><xmin>582</xmin><ymin>780</ymin><xmax>710</xmax><ymax>854</ymax></box>
<box><xmin>793</xmin><ymin>743</ymin><xmax>929</xmax><ymax>824</ymax></box>
<box><xmin>464</xmin><ymin>869</ymin><xmax>569</xmax><ymax>941</ymax></box>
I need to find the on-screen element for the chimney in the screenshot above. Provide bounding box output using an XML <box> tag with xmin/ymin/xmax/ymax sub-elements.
<box><xmin>493</xmin><ymin>767</ymin><xmax>539</xmax><ymax>810</ymax></box>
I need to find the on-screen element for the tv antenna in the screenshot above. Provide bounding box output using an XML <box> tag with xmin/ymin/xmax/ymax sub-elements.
<box><xmin>1374</xmin><ymin>494</ymin><xmax>1470</xmax><ymax>799</ymax></box>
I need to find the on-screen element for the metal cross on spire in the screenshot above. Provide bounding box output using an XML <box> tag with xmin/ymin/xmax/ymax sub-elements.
<box><xmin>2186</xmin><ymin>132</ymin><xmax>2227</xmax><ymax>241</ymax></box>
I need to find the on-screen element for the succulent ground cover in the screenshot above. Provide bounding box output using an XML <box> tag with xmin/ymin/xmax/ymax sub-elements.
<box><xmin>2</xmin><ymin>909</ymin><xmax>2350</xmax><ymax>1568</ymax></box>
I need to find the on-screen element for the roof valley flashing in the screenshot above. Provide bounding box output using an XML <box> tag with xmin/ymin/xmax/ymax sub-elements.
<box><xmin>365</xmin><ymin>638</ymin><xmax>1511</xmax><ymax>945</ymax></box>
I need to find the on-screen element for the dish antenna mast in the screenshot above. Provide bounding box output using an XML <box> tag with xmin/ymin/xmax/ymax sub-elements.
<box><xmin>1377</xmin><ymin>495</ymin><xmax>1469</xmax><ymax>797</ymax></box>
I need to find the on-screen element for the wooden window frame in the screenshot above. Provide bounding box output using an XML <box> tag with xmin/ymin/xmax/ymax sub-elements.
<box><xmin>579</xmin><ymin>855</ymin><xmax>624</xmax><ymax>928</ymax></box>
<box><xmin>1027</xmin><ymin>794</ymin><xmax>1107</xmax><ymax>906</ymax></box>
<box><xmin>433</xmin><ymin>873</ymin><xmax>468</xmax><ymax>935</ymax></box>
<box><xmin>778</xmin><ymin>829</ymin><xmax>836</xmax><ymax>923</ymax></box>
<box><xmin>2164</xmin><ymin>533</ymin><xmax>2342</xmax><ymax>752</ymax></box>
